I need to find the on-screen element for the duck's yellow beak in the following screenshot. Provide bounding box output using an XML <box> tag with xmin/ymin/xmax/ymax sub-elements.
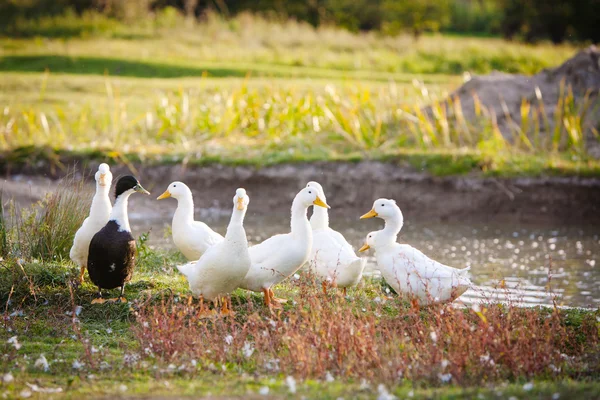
<box><xmin>237</xmin><ymin>197</ymin><xmax>245</xmax><ymax>210</ymax></box>
<box><xmin>358</xmin><ymin>243</ymin><xmax>370</xmax><ymax>252</ymax></box>
<box><xmin>99</xmin><ymin>173</ymin><xmax>107</xmax><ymax>186</ymax></box>
<box><xmin>360</xmin><ymin>209</ymin><xmax>378</xmax><ymax>219</ymax></box>
<box><xmin>313</xmin><ymin>196</ymin><xmax>330</xmax><ymax>209</ymax></box>
<box><xmin>157</xmin><ymin>190</ymin><xmax>171</xmax><ymax>200</ymax></box>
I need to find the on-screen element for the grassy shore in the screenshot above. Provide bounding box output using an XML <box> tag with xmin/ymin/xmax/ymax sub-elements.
<box><xmin>2</xmin><ymin>249</ymin><xmax>599</xmax><ymax>399</ymax></box>
<box><xmin>1</xmin><ymin>177</ymin><xmax>599</xmax><ymax>399</ymax></box>
<box><xmin>2</xmin><ymin>13</ymin><xmax>599</xmax><ymax>177</ymax></box>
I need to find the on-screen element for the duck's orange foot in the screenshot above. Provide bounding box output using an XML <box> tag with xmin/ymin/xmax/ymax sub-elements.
<box><xmin>108</xmin><ymin>297</ymin><xmax>127</xmax><ymax>303</ymax></box>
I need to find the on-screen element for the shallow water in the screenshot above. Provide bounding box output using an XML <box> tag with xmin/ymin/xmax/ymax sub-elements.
<box><xmin>133</xmin><ymin>208</ymin><xmax>600</xmax><ymax>309</ymax></box>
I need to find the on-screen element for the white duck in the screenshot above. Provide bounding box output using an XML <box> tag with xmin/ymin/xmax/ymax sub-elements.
<box><xmin>157</xmin><ymin>182</ymin><xmax>223</xmax><ymax>260</ymax></box>
<box><xmin>177</xmin><ymin>188</ymin><xmax>251</xmax><ymax>314</ymax></box>
<box><xmin>306</xmin><ymin>181</ymin><xmax>365</xmax><ymax>295</ymax></box>
<box><xmin>359</xmin><ymin>199</ymin><xmax>471</xmax><ymax>305</ymax></box>
<box><xmin>70</xmin><ymin>163</ymin><xmax>112</xmax><ymax>283</ymax></box>
<box><xmin>240</xmin><ymin>186</ymin><xmax>330</xmax><ymax>307</ymax></box>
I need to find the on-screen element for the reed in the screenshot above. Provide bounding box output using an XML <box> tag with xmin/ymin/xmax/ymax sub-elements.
<box><xmin>0</xmin><ymin>173</ymin><xmax>91</xmax><ymax>261</ymax></box>
<box><xmin>1</xmin><ymin>76</ymin><xmax>595</xmax><ymax>163</ymax></box>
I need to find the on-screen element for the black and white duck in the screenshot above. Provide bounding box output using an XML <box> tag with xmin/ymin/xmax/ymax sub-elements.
<box><xmin>87</xmin><ymin>175</ymin><xmax>150</xmax><ymax>304</ymax></box>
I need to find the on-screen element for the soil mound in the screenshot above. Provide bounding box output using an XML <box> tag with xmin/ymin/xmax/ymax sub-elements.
<box><xmin>447</xmin><ymin>45</ymin><xmax>600</xmax><ymax>156</ymax></box>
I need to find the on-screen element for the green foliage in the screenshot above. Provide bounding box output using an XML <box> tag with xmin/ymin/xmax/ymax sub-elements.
<box><xmin>0</xmin><ymin>191</ymin><xmax>8</xmax><ymax>256</ymax></box>
<box><xmin>1</xmin><ymin>0</ymin><xmax>598</xmax><ymax>42</ymax></box>
<box><xmin>382</xmin><ymin>0</ymin><xmax>451</xmax><ymax>37</ymax></box>
<box><xmin>3</xmin><ymin>8</ymin><xmax>120</xmax><ymax>38</ymax></box>
<box><xmin>447</xmin><ymin>0</ymin><xmax>502</xmax><ymax>35</ymax></box>
<box><xmin>499</xmin><ymin>0</ymin><xmax>600</xmax><ymax>43</ymax></box>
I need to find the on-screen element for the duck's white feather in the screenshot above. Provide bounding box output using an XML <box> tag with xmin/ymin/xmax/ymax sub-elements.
<box><xmin>242</xmin><ymin>234</ymin><xmax>310</xmax><ymax>292</ymax></box>
<box><xmin>309</xmin><ymin>229</ymin><xmax>366</xmax><ymax>287</ymax></box>
<box><xmin>174</xmin><ymin>219</ymin><xmax>223</xmax><ymax>260</ymax></box>
<box><xmin>364</xmin><ymin>198</ymin><xmax>472</xmax><ymax>305</ymax></box>
<box><xmin>178</xmin><ymin>189</ymin><xmax>250</xmax><ymax>301</ymax></box>
<box><xmin>306</xmin><ymin>182</ymin><xmax>365</xmax><ymax>289</ymax></box>
<box><xmin>375</xmin><ymin>243</ymin><xmax>471</xmax><ymax>304</ymax></box>
<box><xmin>240</xmin><ymin>187</ymin><xmax>321</xmax><ymax>293</ymax></box>
<box><xmin>70</xmin><ymin>164</ymin><xmax>112</xmax><ymax>268</ymax></box>
<box><xmin>163</xmin><ymin>182</ymin><xmax>224</xmax><ymax>260</ymax></box>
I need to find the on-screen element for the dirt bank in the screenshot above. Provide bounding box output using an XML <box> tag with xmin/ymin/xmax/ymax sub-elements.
<box><xmin>2</xmin><ymin>161</ymin><xmax>600</xmax><ymax>225</ymax></box>
<box><xmin>439</xmin><ymin>46</ymin><xmax>600</xmax><ymax>157</ymax></box>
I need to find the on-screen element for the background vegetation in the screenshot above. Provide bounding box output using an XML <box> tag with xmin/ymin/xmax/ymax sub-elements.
<box><xmin>1</xmin><ymin>10</ymin><xmax>598</xmax><ymax>177</ymax></box>
<box><xmin>1</xmin><ymin>0</ymin><xmax>599</xmax><ymax>42</ymax></box>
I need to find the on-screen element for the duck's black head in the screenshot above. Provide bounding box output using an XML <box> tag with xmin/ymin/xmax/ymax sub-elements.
<box><xmin>114</xmin><ymin>176</ymin><xmax>150</xmax><ymax>199</ymax></box>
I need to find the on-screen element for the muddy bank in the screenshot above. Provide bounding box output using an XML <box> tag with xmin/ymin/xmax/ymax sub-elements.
<box><xmin>436</xmin><ymin>46</ymin><xmax>600</xmax><ymax>157</ymax></box>
<box><xmin>3</xmin><ymin>161</ymin><xmax>600</xmax><ymax>225</ymax></box>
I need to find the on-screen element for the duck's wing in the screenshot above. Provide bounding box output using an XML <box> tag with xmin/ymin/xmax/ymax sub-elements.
<box><xmin>69</xmin><ymin>217</ymin><xmax>91</xmax><ymax>265</ymax></box>
<box><xmin>396</xmin><ymin>244</ymin><xmax>470</xmax><ymax>280</ymax></box>
<box><xmin>326</xmin><ymin>228</ymin><xmax>357</xmax><ymax>254</ymax></box>
<box><xmin>191</xmin><ymin>220</ymin><xmax>224</xmax><ymax>246</ymax></box>
<box><xmin>248</xmin><ymin>234</ymin><xmax>289</xmax><ymax>265</ymax></box>
<box><xmin>311</xmin><ymin>230</ymin><xmax>358</xmax><ymax>267</ymax></box>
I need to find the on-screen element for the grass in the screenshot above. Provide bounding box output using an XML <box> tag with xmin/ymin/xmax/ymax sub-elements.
<box><xmin>0</xmin><ymin>173</ymin><xmax>90</xmax><ymax>261</ymax></box>
<box><xmin>0</xmin><ymin>11</ymin><xmax>598</xmax><ymax>178</ymax></box>
<box><xmin>1</xmin><ymin>175</ymin><xmax>600</xmax><ymax>399</ymax></box>
<box><xmin>1</xmin><ymin>249</ymin><xmax>599</xmax><ymax>399</ymax></box>
<box><xmin>1</xmin><ymin>11</ymin><xmax>578</xmax><ymax>76</ymax></box>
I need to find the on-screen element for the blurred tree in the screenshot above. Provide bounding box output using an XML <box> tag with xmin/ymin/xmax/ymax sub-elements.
<box><xmin>322</xmin><ymin>0</ymin><xmax>382</xmax><ymax>31</ymax></box>
<box><xmin>570</xmin><ymin>0</ymin><xmax>600</xmax><ymax>42</ymax></box>
<box><xmin>447</xmin><ymin>0</ymin><xmax>502</xmax><ymax>35</ymax></box>
<box><xmin>382</xmin><ymin>0</ymin><xmax>451</xmax><ymax>37</ymax></box>
<box><xmin>1</xmin><ymin>0</ymin><xmax>599</xmax><ymax>43</ymax></box>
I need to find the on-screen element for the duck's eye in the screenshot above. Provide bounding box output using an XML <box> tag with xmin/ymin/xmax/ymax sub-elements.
<box><xmin>308</xmin><ymin>191</ymin><xmax>312</xmax><ymax>194</ymax></box>
<box><xmin>174</xmin><ymin>184</ymin><xmax>177</xmax><ymax>187</ymax></box>
<box><xmin>381</xmin><ymin>204</ymin><xmax>384</xmax><ymax>206</ymax></box>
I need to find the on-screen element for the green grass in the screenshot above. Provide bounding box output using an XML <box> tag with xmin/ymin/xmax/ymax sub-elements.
<box><xmin>1</xmin><ymin>184</ymin><xmax>599</xmax><ymax>399</ymax></box>
<box><xmin>1</xmin><ymin>254</ymin><xmax>599</xmax><ymax>399</ymax></box>
<box><xmin>0</xmin><ymin>12</ymin><xmax>598</xmax><ymax>177</ymax></box>
<box><xmin>0</xmin><ymin>12</ymin><xmax>578</xmax><ymax>76</ymax></box>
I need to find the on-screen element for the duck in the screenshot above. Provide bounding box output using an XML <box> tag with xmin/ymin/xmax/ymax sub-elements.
<box><xmin>306</xmin><ymin>181</ymin><xmax>365</xmax><ymax>295</ymax></box>
<box><xmin>177</xmin><ymin>188</ymin><xmax>251</xmax><ymax>315</ymax></box>
<box><xmin>240</xmin><ymin>186</ymin><xmax>330</xmax><ymax>307</ymax></box>
<box><xmin>157</xmin><ymin>181</ymin><xmax>223</xmax><ymax>260</ymax></box>
<box><xmin>87</xmin><ymin>176</ymin><xmax>150</xmax><ymax>304</ymax></box>
<box><xmin>359</xmin><ymin>199</ymin><xmax>471</xmax><ymax>305</ymax></box>
<box><xmin>70</xmin><ymin>163</ymin><xmax>113</xmax><ymax>283</ymax></box>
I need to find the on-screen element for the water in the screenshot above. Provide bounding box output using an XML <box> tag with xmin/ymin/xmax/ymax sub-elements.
<box><xmin>134</xmin><ymin>209</ymin><xmax>600</xmax><ymax>309</ymax></box>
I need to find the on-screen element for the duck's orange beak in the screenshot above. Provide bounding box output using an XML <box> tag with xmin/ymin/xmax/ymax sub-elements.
<box><xmin>360</xmin><ymin>209</ymin><xmax>378</xmax><ymax>219</ymax></box>
<box><xmin>157</xmin><ymin>190</ymin><xmax>171</xmax><ymax>200</ymax></box>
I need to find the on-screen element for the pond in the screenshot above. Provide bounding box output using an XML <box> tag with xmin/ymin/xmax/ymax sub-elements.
<box><xmin>133</xmin><ymin>207</ymin><xmax>600</xmax><ymax>310</ymax></box>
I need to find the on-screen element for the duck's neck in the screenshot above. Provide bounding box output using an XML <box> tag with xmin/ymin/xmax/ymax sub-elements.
<box><xmin>109</xmin><ymin>192</ymin><xmax>132</xmax><ymax>232</ymax></box>
<box><xmin>225</xmin><ymin>206</ymin><xmax>248</xmax><ymax>245</ymax></box>
<box><xmin>173</xmin><ymin>194</ymin><xmax>194</xmax><ymax>227</ymax></box>
<box><xmin>310</xmin><ymin>201</ymin><xmax>329</xmax><ymax>230</ymax></box>
<box><xmin>290</xmin><ymin>198</ymin><xmax>311</xmax><ymax>240</ymax></box>
<box><xmin>382</xmin><ymin>211</ymin><xmax>404</xmax><ymax>239</ymax></box>
<box><xmin>375</xmin><ymin>229</ymin><xmax>398</xmax><ymax>250</ymax></box>
<box><xmin>89</xmin><ymin>184</ymin><xmax>111</xmax><ymax>219</ymax></box>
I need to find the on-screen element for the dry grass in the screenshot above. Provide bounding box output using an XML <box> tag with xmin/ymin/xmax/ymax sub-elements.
<box><xmin>0</xmin><ymin>173</ymin><xmax>91</xmax><ymax>261</ymax></box>
<box><xmin>132</xmin><ymin>274</ymin><xmax>599</xmax><ymax>387</ymax></box>
<box><xmin>1</xmin><ymin>76</ymin><xmax>595</xmax><ymax>165</ymax></box>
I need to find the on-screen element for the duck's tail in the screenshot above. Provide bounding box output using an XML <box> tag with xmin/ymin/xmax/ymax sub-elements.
<box><xmin>350</xmin><ymin>257</ymin><xmax>367</xmax><ymax>272</ymax></box>
<box><xmin>177</xmin><ymin>261</ymin><xmax>197</xmax><ymax>278</ymax></box>
<box><xmin>450</xmin><ymin>267</ymin><xmax>473</xmax><ymax>296</ymax></box>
